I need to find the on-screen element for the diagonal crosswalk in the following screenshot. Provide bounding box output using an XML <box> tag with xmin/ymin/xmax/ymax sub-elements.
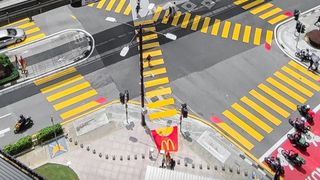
<box><xmin>86</xmin><ymin>0</ymin><xmax>132</xmax><ymax>15</ymax></box>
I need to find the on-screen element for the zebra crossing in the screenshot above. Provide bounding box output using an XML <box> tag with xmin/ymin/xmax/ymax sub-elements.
<box><xmin>87</xmin><ymin>0</ymin><xmax>132</xmax><ymax>15</ymax></box>
<box><xmin>33</xmin><ymin>67</ymin><xmax>107</xmax><ymax>121</ymax></box>
<box><xmin>212</xmin><ymin>60</ymin><xmax>320</xmax><ymax>151</ymax></box>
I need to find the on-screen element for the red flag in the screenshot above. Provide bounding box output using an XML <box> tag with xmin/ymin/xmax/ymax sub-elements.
<box><xmin>151</xmin><ymin>126</ymin><xmax>178</xmax><ymax>152</ymax></box>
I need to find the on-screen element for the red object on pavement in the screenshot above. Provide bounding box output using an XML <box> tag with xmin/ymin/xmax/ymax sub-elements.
<box><xmin>211</xmin><ymin>116</ymin><xmax>222</xmax><ymax>124</ymax></box>
<box><xmin>151</xmin><ymin>126</ymin><xmax>178</xmax><ymax>152</ymax></box>
<box><xmin>265</xmin><ymin>42</ymin><xmax>272</xmax><ymax>51</ymax></box>
<box><xmin>284</xmin><ymin>11</ymin><xmax>293</xmax><ymax>17</ymax></box>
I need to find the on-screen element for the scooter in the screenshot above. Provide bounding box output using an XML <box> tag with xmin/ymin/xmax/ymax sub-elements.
<box><xmin>264</xmin><ymin>156</ymin><xmax>284</xmax><ymax>175</ymax></box>
<box><xmin>289</xmin><ymin>118</ymin><xmax>311</xmax><ymax>133</ymax></box>
<box><xmin>281</xmin><ymin>150</ymin><xmax>305</xmax><ymax>167</ymax></box>
<box><xmin>297</xmin><ymin>105</ymin><xmax>314</xmax><ymax>123</ymax></box>
<box><xmin>14</xmin><ymin>116</ymin><xmax>33</xmax><ymax>134</ymax></box>
<box><xmin>287</xmin><ymin>133</ymin><xmax>309</xmax><ymax>151</ymax></box>
<box><xmin>295</xmin><ymin>49</ymin><xmax>312</xmax><ymax>63</ymax></box>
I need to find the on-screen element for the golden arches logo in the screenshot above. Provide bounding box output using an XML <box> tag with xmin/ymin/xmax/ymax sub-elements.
<box><xmin>161</xmin><ymin>139</ymin><xmax>175</xmax><ymax>151</ymax></box>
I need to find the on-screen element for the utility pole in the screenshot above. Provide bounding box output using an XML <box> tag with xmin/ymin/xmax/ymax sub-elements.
<box><xmin>139</xmin><ymin>24</ymin><xmax>146</xmax><ymax>127</ymax></box>
<box><xmin>51</xmin><ymin>116</ymin><xmax>60</xmax><ymax>150</ymax></box>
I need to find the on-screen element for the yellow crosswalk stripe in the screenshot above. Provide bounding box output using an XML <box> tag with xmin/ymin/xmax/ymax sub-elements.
<box><xmin>162</xmin><ymin>10</ymin><xmax>170</xmax><ymax>24</ymax></box>
<box><xmin>17</xmin><ymin>22</ymin><xmax>35</xmax><ymax>29</ymax></box>
<box><xmin>40</xmin><ymin>75</ymin><xmax>83</xmax><ymax>94</ymax></box>
<box><xmin>53</xmin><ymin>89</ymin><xmax>97</xmax><ymax>110</ymax></box>
<box><xmin>10</xmin><ymin>33</ymin><xmax>46</xmax><ymax>48</ymax></box>
<box><xmin>242</xmin><ymin>0</ymin><xmax>264</xmax><ymax>10</ymax></box>
<box><xmin>222</xmin><ymin>110</ymin><xmax>264</xmax><ymax>141</ymax></box>
<box><xmin>106</xmin><ymin>0</ymin><xmax>116</xmax><ymax>11</ymax></box>
<box><xmin>232</xmin><ymin>23</ymin><xmax>241</xmax><ymax>40</ymax></box>
<box><xmin>143</xmin><ymin>50</ymin><xmax>162</xmax><ymax>58</ymax></box>
<box><xmin>231</xmin><ymin>103</ymin><xmax>273</xmax><ymax>133</ymax></box>
<box><xmin>134</xmin><ymin>19</ymin><xmax>154</xmax><ymax>26</ymax></box>
<box><xmin>143</xmin><ymin>58</ymin><xmax>164</xmax><ymax>68</ymax></box>
<box><xmin>145</xmin><ymin>77</ymin><xmax>169</xmax><ymax>88</ymax></box>
<box><xmin>2</xmin><ymin>18</ymin><xmax>29</xmax><ymax>27</ymax></box>
<box><xmin>217</xmin><ymin>123</ymin><xmax>254</xmax><ymax>150</ymax></box>
<box><xmin>60</xmin><ymin>101</ymin><xmax>100</xmax><ymax>120</ymax></box>
<box><xmin>47</xmin><ymin>82</ymin><xmax>91</xmax><ymax>102</ymax></box>
<box><xmin>241</xmin><ymin>96</ymin><xmax>282</xmax><ymax>126</ymax></box>
<box><xmin>259</xmin><ymin>7</ymin><xmax>282</xmax><ymax>19</ymax></box>
<box><xmin>146</xmin><ymin>87</ymin><xmax>172</xmax><ymax>98</ymax></box>
<box><xmin>201</xmin><ymin>17</ymin><xmax>211</xmax><ymax>33</ymax></box>
<box><xmin>143</xmin><ymin>27</ymin><xmax>156</xmax><ymax>32</ymax></box>
<box><xmin>288</xmin><ymin>60</ymin><xmax>320</xmax><ymax>81</ymax></box>
<box><xmin>274</xmin><ymin>72</ymin><xmax>313</xmax><ymax>97</ymax></box>
<box><xmin>172</xmin><ymin>11</ymin><xmax>182</xmax><ymax>26</ymax></box>
<box><xmin>148</xmin><ymin>109</ymin><xmax>177</xmax><ymax>120</ymax></box>
<box><xmin>25</xmin><ymin>27</ymin><xmax>40</xmax><ymax>35</ymax></box>
<box><xmin>115</xmin><ymin>0</ymin><xmax>126</xmax><ymax>13</ymax></box>
<box><xmin>123</xmin><ymin>4</ymin><xmax>131</xmax><ymax>15</ymax></box>
<box><xmin>267</xmin><ymin>77</ymin><xmax>306</xmax><ymax>103</ymax></box>
<box><xmin>181</xmin><ymin>12</ymin><xmax>191</xmax><ymax>29</ymax></box>
<box><xmin>143</xmin><ymin>67</ymin><xmax>167</xmax><ymax>77</ymax></box>
<box><xmin>249</xmin><ymin>89</ymin><xmax>290</xmax><ymax>118</ymax></box>
<box><xmin>221</xmin><ymin>21</ymin><xmax>231</xmax><ymax>38</ymax></box>
<box><xmin>211</xmin><ymin>19</ymin><xmax>221</xmax><ymax>36</ymax></box>
<box><xmin>265</xmin><ymin>30</ymin><xmax>273</xmax><ymax>45</ymax></box>
<box><xmin>234</xmin><ymin>0</ymin><xmax>248</xmax><ymax>5</ymax></box>
<box><xmin>153</xmin><ymin>6</ymin><xmax>163</xmax><ymax>22</ymax></box>
<box><xmin>147</xmin><ymin>98</ymin><xmax>175</xmax><ymax>108</ymax></box>
<box><xmin>191</xmin><ymin>15</ymin><xmax>201</xmax><ymax>31</ymax></box>
<box><xmin>253</xmin><ymin>28</ymin><xmax>262</xmax><ymax>45</ymax></box>
<box><xmin>87</xmin><ymin>3</ymin><xmax>95</xmax><ymax>7</ymax></box>
<box><xmin>268</xmin><ymin>14</ymin><xmax>288</xmax><ymax>25</ymax></box>
<box><xmin>243</xmin><ymin>26</ymin><xmax>251</xmax><ymax>43</ymax></box>
<box><xmin>250</xmin><ymin>3</ymin><xmax>273</xmax><ymax>14</ymax></box>
<box><xmin>142</xmin><ymin>42</ymin><xmax>160</xmax><ymax>50</ymax></box>
<box><xmin>34</xmin><ymin>67</ymin><xmax>76</xmax><ymax>86</ymax></box>
<box><xmin>258</xmin><ymin>83</ymin><xmax>296</xmax><ymax>110</ymax></box>
<box><xmin>139</xmin><ymin>34</ymin><xmax>158</xmax><ymax>42</ymax></box>
<box><xmin>282</xmin><ymin>66</ymin><xmax>320</xmax><ymax>91</ymax></box>
<box><xmin>96</xmin><ymin>0</ymin><xmax>106</xmax><ymax>9</ymax></box>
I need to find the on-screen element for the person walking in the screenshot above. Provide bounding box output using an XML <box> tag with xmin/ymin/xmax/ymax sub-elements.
<box><xmin>136</xmin><ymin>1</ymin><xmax>141</xmax><ymax>15</ymax></box>
<box><xmin>146</xmin><ymin>54</ymin><xmax>152</xmax><ymax>67</ymax></box>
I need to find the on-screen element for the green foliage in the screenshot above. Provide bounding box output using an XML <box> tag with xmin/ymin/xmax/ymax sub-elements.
<box><xmin>3</xmin><ymin>136</ymin><xmax>32</xmax><ymax>156</ymax></box>
<box><xmin>36</xmin><ymin>163</ymin><xmax>79</xmax><ymax>180</ymax></box>
<box><xmin>0</xmin><ymin>54</ymin><xmax>9</xmax><ymax>67</ymax></box>
<box><xmin>36</xmin><ymin>124</ymin><xmax>63</xmax><ymax>143</ymax></box>
<box><xmin>0</xmin><ymin>53</ymin><xmax>19</xmax><ymax>85</ymax></box>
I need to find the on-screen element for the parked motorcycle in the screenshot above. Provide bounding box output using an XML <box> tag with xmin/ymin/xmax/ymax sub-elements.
<box><xmin>289</xmin><ymin>118</ymin><xmax>311</xmax><ymax>133</ymax></box>
<box><xmin>264</xmin><ymin>156</ymin><xmax>284</xmax><ymax>175</ymax></box>
<box><xmin>295</xmin><ymin>49</ymin><xmax>311</xmax><ymax>63</ymax></box>
<box><xmin>281</xmin><ymin>150</ymin><xmax>305</xmax><ymax>167</ymax></box>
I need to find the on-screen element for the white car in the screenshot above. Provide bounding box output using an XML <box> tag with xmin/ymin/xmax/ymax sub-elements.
<box><xmin>0</xmin><ymin>28</ymin><xmax>26</xmax><ymax>48</ymax></box>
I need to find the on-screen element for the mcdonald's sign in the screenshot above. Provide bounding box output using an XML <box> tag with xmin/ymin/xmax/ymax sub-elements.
<box><xmin>161</xmin><ymin>139</ymin><xmax>175</xmax><ymax>151</ymax></box>
<box><xmin>151</xmin><ymin>126</ymin><xmax>178</xmax><ymax>152</ymax></box>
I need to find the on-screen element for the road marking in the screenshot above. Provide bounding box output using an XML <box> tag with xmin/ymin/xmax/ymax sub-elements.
<box><xmin>250</xmin><ymin>3</ymin><xmax>273</xmax><ymax>14</ymax></box>
<box><xmin>149</xmin><ymin>109</ymin><xmax>177</xmax><ymax>120</ymax></box>
<box><xmin>143</xmin><ymin>50</ymin><xmax>162</xmax><ymax>58</ymax></box>
<box><xmin>242</xmin><ymin>0</ymin><xmax>264</xmax><ymax>10</ymax></box>
<box><xmin>288</xmin><ymin>60</ymin><xmax>320</xmax><ymax>81</ymax></box>
<box><xmin>181</xmin><ymin>12</ymin><xmax>191</xmax><ymax>29</ymax></box>
<box><xmin>146</xmin><ymin>87</ymin><xmax>172</xmax><ymax>98</ymax></box>
<box><xmin>115</xmin><ymin>0</ymin><xmax>126</xmax><ymax>13</ymax></box>
<box><xmin>211</xmin><ymin>19</ymin><xmax>221</xmax><ymax>36</ymax></box>
<box><xmin>253</xmin><ymin>28</ymin><xmax>262</xmax><ymax>45</ymax></box>
<box><xmin>47</xmin><ymin>82</ymin><xmax>91</xmax><ymax>102</ymax></box>
<box><xmin>134</xmin><ymin>19</ymin><xmax>154</xmax><ymax>26</ymax></box>
<box><xmin>123</xmin><ymin>4</ymin><xmax>131</xmax><ymax>15</ymax></box>
<box><xmin>40</xmin><ymin>75</ymin><xmax>83</xmax><ymax>94</ymax></box>
<box><xmin>142</xmin><ymin>42</ymin><xmax>159</xmax><ymax>50</ymax></box>
<box><xmin>259</xmin><ymin>7</ymin><xmax>282</xmax><ymax>19</ymax></box>
<box><xmin>96</xmin><ymin>0</ymin><xmax>106</xmax><ymax>9</ymax></box>
<box><xmin>201</xmin><ymin>17</ymin><xmax>211</xmax><ymax>33</ymax></box>
<box><xmin>143</xmin><ymin>67</ymin><xmax>167</xmax><ymax>77</ymax></box>
<box><xmin>144</xmin><ymin>77</ymin><xmax>169</xmax><ymax>88</ymax></box>
<box><xmin>87</xmin><ymin>3</ymin><xmax>95</xmax><ymax>7</ymax></box>
<box><xmin>233</xmin><ymin>0</ymin><xmax>248</xmax><ymax>5</ymax></box>
<box><xmin>143</xmin><ymin>58</ymin><xmax>164</xmax><ymax>68</ymax></box>
<box><xmin>142</xmin><ymin>27</ymin><xmax>156</xmax><ymax>33</ymax></box>
<box><xmin>139</xmin><ymin>34</ymin><xmax>158</xmax><ymax>42</ymax></box>
<box><xmin>232</xmin><ymin>23</ymin><xmax>241</xmax><ymax>40</ymax></box>
<box><xmin>1</xmin><ymin>18</ymin><xmax>29</xmax><ymax>27</ymax></box>
<box><xmin>268</xmin><ymin>14</ymin><xmax>288</xmax><ymax>25</ymax></box>
<box><xmin>242</xmin><ymin>25</ymin><xmax>251</xmax><ymax>43</ymax></box>
<box><xmin>106</xmin><ymin>0</ymin><xmax>116</xmax><ymax>11</ymax></box>
<box><xmin>147</xmin><ymin>98</ymin><xmax>175</xmax><ymax>108</ymax></box>
<box><xmin>9</xmin><ymin>33</ymin><xmax>46</xmax><ymax>48</ymax></box>
<box><xmin>221</xmin><ymin>21</ymin><xmax>231</xmax><ymax>39</ymax></box>
<box><xmin>34</xmin><ymin>67</ymin><xmax>76</xmax><ymax>86</ymax></box>
<box><xmin>172</xmin><ymin>11</ymin><xmax>182</xmax><ymax>26</ymax></box>
<box><xmin>53</xmin><ymin>89</ymin><xmax>97</xmax><ymax>110</ymax></box>
<box><xmin>25</xmin><ymin>27</ymin><xmax>40</xmax><ymax>35</ymax></box>
<box><xmin>60</xmin><ymin>100</ymin><xmax>100</xmax><ymax>120</ymax></box>
<box><xmin>153</xmin><ymin>6</ymin><xmax>163</xmax><ymax>22</ymax></box>
<box><xmin>0</xmin><ymin>113</ymin><xmax>11</xmax><ymax>119</ymax></box>
<box><xmin>0</xmin><ymin>128</ymin><xmax>10</xmax><ymax>137</ymax></box>
<box><xmin>191</xmin><ymin>15</ymin><xmax>201</xmax><ymax>31</ymax></box>
<box><xmin>265</xmin><ymin>30</ymin><xmax>273</xmax><ymax>46</ymax></box>
<box><xmin>162</xmin><ymin>10</ymin><xmax>170</xmax><ymax>24</ymax></box>
<box><xmin>17</xmin><ymin>22</ymin><xmax>35</xmax><ymax>29</ymax></box>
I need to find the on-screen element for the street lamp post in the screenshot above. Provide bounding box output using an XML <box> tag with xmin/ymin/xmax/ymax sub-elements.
<box><xmin>51</xmin><ymin>116</ymin><xmax>60</xmax><ymax>150</ymax></box>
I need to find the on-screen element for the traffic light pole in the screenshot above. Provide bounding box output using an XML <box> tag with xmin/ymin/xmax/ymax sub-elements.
<box><xmin>296</xmin><ymin>22</ymin><xmax>303</xmax><ymax>50</ymax></box>
<box><xmin>139</xmin><ymin>25</ymin><xmax>146</xmax><ymax>127</ymax></box>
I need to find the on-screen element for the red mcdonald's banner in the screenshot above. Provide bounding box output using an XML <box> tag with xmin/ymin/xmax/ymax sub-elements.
<box><xmin>151</xmin><ymin>126</ymin><xmax>178</xmax><ymax>152</ymax></box>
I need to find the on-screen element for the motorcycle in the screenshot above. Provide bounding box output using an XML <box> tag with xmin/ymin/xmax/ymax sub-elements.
<box><xmin>281</xmin><ymin>150</ymin><xmax>305</xmax><ymax>167</ymax></box>
<box><xmin>297</xmin><ymin>105</ymin><xmax>314</xmax><ymax>123</ymax></box>
<box><xmin>14</xmin><ymin>116</ymin><xmax>33</xmax><ymax>134</ymax></box>
<box><xmin>295</xmin><ymin>49</ymin><xmax>312</xmax><ymax>63</ymax></box>
<box><xmin>287</xmin><ymin>133</ymin><xmax>309</xmax><ymax>150</ymax></box>
<box><xmin>289</xmin><ymin>118</ymin><xmax>311</xmax><ymax>133</ymax></box>
<box><xmin>264</xmin><ymin>156</ymin><xmax>284</xmax><ymax>175</ymax></box>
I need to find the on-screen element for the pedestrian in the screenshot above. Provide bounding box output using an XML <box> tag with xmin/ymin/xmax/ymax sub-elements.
<box><xmin>315</xmin><ymin>16</ymin><xmax>320</xmax><ymax>26</ymax></box>
<box><xmin>161</xmin><ymin>158</ymin><xmax>165</xmax><ymax>168</ymax></box>
<box><xmin>136</xmin><ymin>2</ymin><xmax>140</xmax><ymax>15</ymax></box>
<box><xmin>146</xmin><ymin>54</ymin><xmax>152</xmax><ymax>67</ymax></box>
<box><xmin>168</xmin><ymin>6</ymin><xmax>173</xmax><ymax>18</ymax></box>
<box><xmin>14</xmin><ymin>55</ymin><xmax>19</xmax><ymax>69</ymax></box>
<box><xmin>169</xmin><ymin>158</ymin><xmax>175</xmax><ymax>170</ymax></box>
<box><xmin>19</xmin><ymin>56</ymin><xmax>28</xmax><ymax>75</ymax></box>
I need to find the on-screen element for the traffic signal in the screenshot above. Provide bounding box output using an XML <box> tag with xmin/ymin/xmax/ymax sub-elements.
<box><xmin>120</xmin><ymin>93</ymin><xmax>125</xmax><ymax>104</ymax></box>
<box><xmin>294</xmin><ymin>9</ymin><xmax>300</xmax><ymax>21</ymax></box>
<box><xmin>181</xmin><ymin>103</ymin><xmax>188</xmax><ymax>118</ymax></box>
<box><xmin>124</xmin><ymin>90</ymin><xmax>129</xmax><ymax>102</ymax></box>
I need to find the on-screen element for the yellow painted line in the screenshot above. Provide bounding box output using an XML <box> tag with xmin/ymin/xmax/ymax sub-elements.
<box><xmin>232</xmin><ymin>103</ymin><xmax>273</xmax><ymax>133</ymax></box>
<box><xmin>234</xmin><ymin>0</ymin><xmax>248</xmax><ymax>5</ymax></box>
<box><xmin>242</xmin><ymin>26</ymin><xmax>251</xmax><ymax>43</ymax></box>
<box><xmin>143</xmin><ymin>58</ymin><xmax>164</xmax><ymax>68</ymax></box>
<box><xmin>171</xmin><ymin>11</ymin><xmax>182</xmax><ymax>26</ymax></box>
<box><xmin>232</xmin><ymin>23</ymin><xmax>241</xmax><ymax>40</ymax></box>
<box><xmin>96</xmin><ymin>0</ymin><xmax>106</xmax><ymax>9</ymax></box>
<box><xmin>250</xmin><ymin>3</ymin><xmax>273</xmax><ymax>14</ymax></box>
<box><xmin>60</xmin><ymin>101</ymin><xmax>100</xmax><ymax>120</ymax></box>
<box><xmin>115</xmin><ymin>0</ymin><xmax>126</xmax><ymax>13</ymax></box>
<box><xmin>265</xmin><ymin>30</ymin><xmax>273</xmax><ymax>45</ymax></box>
<box><xmin>241</xmin><ymin>96</ymin><xmax>282</xmax><ymax>126</ymax></box>
<box><xmin>201</xmin><ymin>17</ymin><xmax>211</xmax><ymax>33</ymax></box>
<box><xmin>242</xmin><ymin>0</ymin><xmax>264</xmax><ymax>10</ymax></box>
<box><xmin>146</xmin><ymin>87</ymin><xmax>172</xmax><ymax>98</ymax></box>
<box><xmin>144</xmin><ymin>77</ymin><xmax>169</xmax><ymax>88</ymax></box>
<box><xmin>138</xmin><ymin>34</ymin><xmax>158</xmax><ymax>42</ymax></box>
<box><xmin>153</xmin><ymin>6</ymin><xmax>163</xmax><ymax>22</ymax></box>
<box><xmin>142</xmin><ymin>42</ymin><xmax>160</xmax><ymax>50</ymax></box>
<box><xmin>53</xmin><ymin>89</ymin><xmax>97</xmax><ymax>111</ymax></box>
<box><xmin>211</xmin><ymin>19</ymin><xmax>221</xmax><ymax>36</ymax></box>
<box><xmin>223</xmin><ymin>110</ymin><xmax>264</xmax><ymax>141</ymax></box>
<box><xmin>10</xmin><ymin>33</ymin><xmax>46</xmax><ymax>48</ymax></box>
<box><xmin>144</xmin><ymin>67</ymin><xmax>166</xmax><ymax>77</ymax></box>
<box><xmin>2</xmin><ymin>18</ymin><xmax>29</xmax><ymax>27</ymax></box>
<box><xmin>259</xmin><ymin>7</ymin><xmax>282</xmax><ymax>19</ymax></box>
<box><xmin>17</xmin><ymin>22</ymin><xmax>35</xmax><ymax>29</ymax></box>
<box><xmin>253</xmin><ymin>28</ymin><xmax>262</xmax><ymax>45</ymax></box>
<box><xmin>148</xmin><ymin>109</ymin><xmax>177</xmax><ymax>120</ymax></box>
<box><xmin>106</xmin><ymin>0</ymin><xmax>116</xmax><ymax>11</ymax></box>
<box><xmin>123</xmin><ymin>4</ymin><xmax>131</xmax><ymax>15</ymax></box>
<box><xmin>143</xmin><ymin>27</ymin><xmax>156</xmax><ymax>32</ymax></box>
<box><xmin>47</xmin><ymin>82</ymin><xmax>91</xmax><ymax>102</ymax></box>
<box><xmin>40</xmin><ymin>75</ymin><xmax>83</xmax><ymax>94</ymax></box>
<box><xmin>249</xmin><ymin>89</ymin><xmax>290</xmax><ymax>118</ymax></box>
<box><xmin>191</xmin><ymin>15</ymin><xmax>201</xmax><ymax>31</ymax></box>
<box><xmin>162</xmin><ymin>10</ymin><xmax>170</xmax><ymax>24</ymax></box>
<box><xmin>268</xmin><ymin>14</ymin><xmax>288</xmax><ymax>25</ymax></box>
<box><xmin>267</xmin><ymin>77</ymin><xmax>306</xmax><ymax>103</ymax></box>
<box><xmin>274</xmin><ymin>71</ymin><xmax>313</xmax><ymax>97</ymax></box>
<box><xmin>221</xmin><ymin>21</ymin><xmax>231</xmax><ymax>38</ymax></box>
<box><xmin>288</xmin><ymin>60</ymin><xmax>320</xmax><ymax>81</ymax></box>
<box><xmin>258</xmin><ymin>83</ymin><xmax>296</xmax><ymax>110</ymax></box>
<box><xmin>217</xmin><ymin>123</ymin><xmax>254</xmax><ymax>150</ymax></box>
<box><xmin>147</xmin><ymin>98</ymin><xmax>175</xmax><ymax>109</ymax></box>
<box><xmin>282</xmin><ymin>66</ymin><xmax>320</xmax><ymax>91</ymax></box>
<box><xmin>143</xmin><ymin>50</ymin><xmax>162</xmax><ymax>58</ymax></box>
<box><xmin>25</xmin><ymin>27</ymin><xmax>40</xmax><ymax>35</ymax></box>
<box><xmin>134</xmin><ymin>19</ymin><xmax>154</xmax><ymax>26</ymax></box>
<box><xmin>87</xmin><ymin>3</ymin><xmax>95</xmax><ymax>7</ymax></box>
<box><xmin>34</xmin><ymin>67</ymin><xmax>76</xmax><ymax>86</ymax></box>
<box><xmin>181</xmin><ymin>12</ymin><xmax>191</xmax><ymax>29</ymax></box>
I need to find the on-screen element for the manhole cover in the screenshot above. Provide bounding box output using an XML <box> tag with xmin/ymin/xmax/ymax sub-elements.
<box><xmin>181</xmin><ymin>1</ymin><xmax>197</xmax><ymax>12</ymax></box>
<box><xmin>201</xmin><ymin>0</ymin><xmax>216</xmax><ymax>9</ymax></box>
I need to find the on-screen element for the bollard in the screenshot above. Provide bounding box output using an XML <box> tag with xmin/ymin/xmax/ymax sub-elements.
<box><xmin>222</xmin><ymin>165</ymin><xmax>225</xmax><ymax>171</ymax></box>
<box><xmin>244</xmin><ymin>170</ymin><xmax>248</xmax><ymax>176</ymax></box>
<box><xmin>229</xmin><ymin>167</ymin><xmax>233</xmax><ymax>173</ymax></box>
<box><xmin>112</xmin><ymin>155</ymin><xmax>115</xmax><ymax>160</ymax></box>
<box><xmin>192</xmin><ymin>164</ymin><xmax>195</xmax><ymax>168</ymax></box>
<box><xmin>134</xmin><ymin>154</ymin><xmax>137</xmax><ymax>160</ymax></box>
<box><xmin>99</xmin><ymin>153</ymin><xmax>102</xmax><ymax>158</ymax></box>
<box><xmin>184</xmin><ymin>162</ymin><xmax>188</xmax><ymax>167</ymax></box>
<box><xmin>80</xmin><ymin>144</ymin><xmax>83</xmax><ymax>148</ymax></box>
<box><xmin>93</xmin><ymin>149</ymin><xmax>96</xmax><ymax>154</ymax></box>
<box><xmin>127</xmin><ymin>155</ymin><xmax>130</xmax><ymax>160</ymax></box>
<box><xmin>177</xmin><ymin>159</ymin><xmax>180</xmax><ymax>165</ymax></box>
<box><xmin>237</xmin><ymin>167</ymin><xmax>240</xmax><ymax>174</ymax></box>
<box><xmin>142</xmin><ymin>154</ymin><xmax>145</xmax><ymax>159</ymax></box>
<box><xmin>199</xmin><ymin>164</ymin><xmax>202</xmax><ymax>170</ymax></box>
<box><xmin>69</xmin><ymin>138</ymin><xmax>72</xmax><ymax>142</ymax></box>
<box><xmin>87</xmin><ymin>146</ymin><xmax>90</xmax><ymax>151</ymax></box>
<box><xmin>74</xmin><ymin>141</ymin><xmax>78</xmax><ymax>145</ymax></box>
<box><xmin>207</xmin><ymin>165</ymin><xmax>210</xmax><ymax>170</ymax></box>
<box><xmin>120</xmin><ymin>156</ymin><xmax>123</xmax><ymax>161</ymax></box>
<box><xmin>252</xmin><ymin>171</ymin><xmax>256</xmax><ymax>179</ymax></box>
<box><xmin>105</xmin><ymin>155</ymin><xmax>109</xmax><ymax>159</ymax></box>
<box><xmin>214</xmin><ymin>165</ymin><xmax>218</xmax><ymax>170</ymax></box>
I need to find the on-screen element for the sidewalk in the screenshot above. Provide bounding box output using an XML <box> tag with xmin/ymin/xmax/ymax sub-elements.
<box><xmin>17</xmin><ymin>101</ymin><xmax>267</xmax><ymax>180</ymax></box>
<box><xmin>275</xmin><ymin>5</ymin><xmax>320</xmax><ymax>73</ymax></box>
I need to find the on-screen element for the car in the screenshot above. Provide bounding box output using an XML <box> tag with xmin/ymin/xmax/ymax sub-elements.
<box><xmin>0</xmin><ymin>28</ymin><xmax>26</xmax><ymax>48</ymax></box>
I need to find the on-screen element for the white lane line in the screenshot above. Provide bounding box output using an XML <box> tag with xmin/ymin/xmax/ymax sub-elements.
<box><xmin>0</xmin><ymin>113</ymin><xmax>11</xmax><ymax>119</ymax></box>
<box><xmin>0</xmin><ymin>128</ymin><xmax>10</xmax><ymax>138</ymax></box>
<box><xmin>313</xmin><ymin>103</ymin><xmax>320</xmax><ymax>113</ymax></box>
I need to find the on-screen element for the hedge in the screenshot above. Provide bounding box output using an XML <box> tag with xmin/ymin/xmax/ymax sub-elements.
<box><xmin>3</xmin><ymin>135</ymin><xmax>32</xmax><ymax>156</ymax></box>
<box><xmin>36</xmin><ymin>124</ymin><xmax>63</xmax><ymax>143</ymax></box>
